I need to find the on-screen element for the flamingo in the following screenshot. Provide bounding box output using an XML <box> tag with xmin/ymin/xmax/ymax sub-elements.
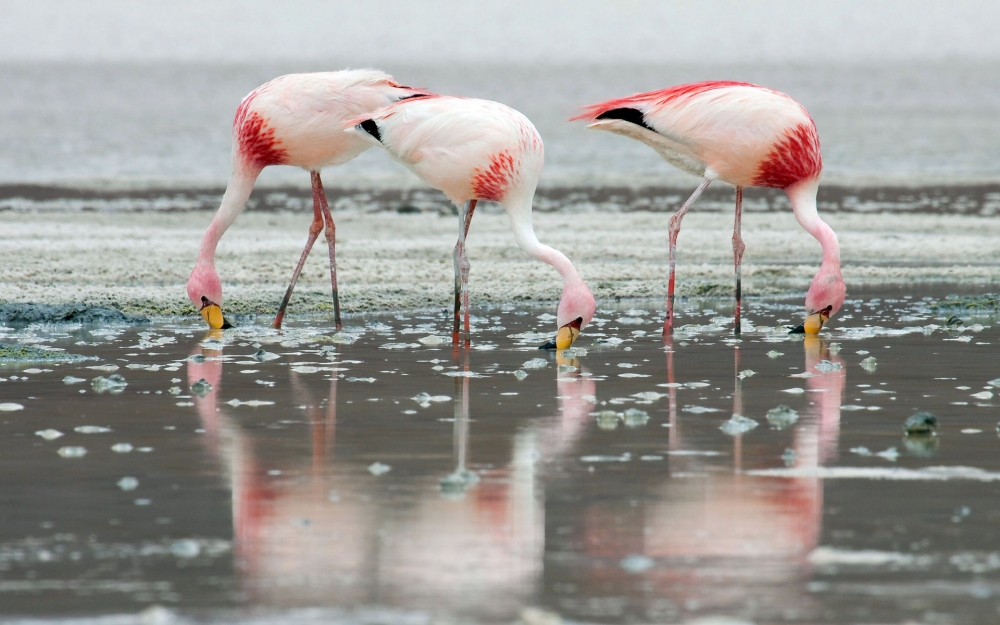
<box><xmin>345</xmin><ymin>96</ymin><xmax>596</xmax><ymax>348</ymax></box>
<box><xmin>186</xmin><ymin>69</ymin><xmax>429</xmax><ymax>330</ymax></box>
<box><xmin>572</xmin><ymin>81</ymin><xmax>845</xmax><ymax>335</ymax></box>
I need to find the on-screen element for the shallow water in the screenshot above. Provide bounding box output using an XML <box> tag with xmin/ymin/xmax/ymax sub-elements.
<box><xmin>1</xmin><ymin>287</ymin><xmax>999</xmax><ymax>624</ymax></box>
<box><xmin>3</xmin><ymin>61</ymin><xmax>1000</xmax><ymax>187</ymax></box>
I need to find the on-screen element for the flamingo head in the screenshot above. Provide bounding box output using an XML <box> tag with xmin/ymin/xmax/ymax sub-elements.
<box><xmin>792</xmin><ymin>266</ymin><xmax>846</xmax><ymax>335</ymax></box>
<box><xmin>541</xmin><ymin>280</ymin><xmax>597</xmax><ymax>350</ymax></box>
<box><xmin>187</xmin><ymin>261</ymin><xmax>232</xmax><ymax>330</ymax></box>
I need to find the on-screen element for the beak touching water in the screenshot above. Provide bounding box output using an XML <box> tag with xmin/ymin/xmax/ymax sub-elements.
<box><xmin>790</xmin><ymin>305</ymin><xmax>832</xmax><ymax>335</ymax></box>
<box><xmin>540</xmin><ymin>317</ymin><xmax>583</xmax><ymax>350</ymax></box>
<box><xmin>199</xmin><ymin>296</ymin><xmax>233</xmax><ymax>330</ymax></box>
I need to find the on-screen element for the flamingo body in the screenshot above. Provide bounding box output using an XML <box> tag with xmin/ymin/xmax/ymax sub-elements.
<box><xmin>575</xmin><ymin>81</ymin><xmax>844</xmax><ymax>332</ymax></box>
<box><xmin>187</xmin><ymin>69</ymin><xmax>427</xmax><ymax>328</ymax></box>
<box><xmin>233</xmin><ymin>71</ymin><xmax>421</xmax><ymax>172</ymax></box>
<box><xmin>358</xmin><ymin>96</ymin><xmax>544</xmax><ymax>206</ymax></box>
<box><xmin>573</xmin><ymin>81</ymin><xmax>822</xmax><ymax>189</ymax></box>
<box><xmin>348</xmin><ymin>96</ymin><xmax>595</xmax><ymax>344</ymax></box>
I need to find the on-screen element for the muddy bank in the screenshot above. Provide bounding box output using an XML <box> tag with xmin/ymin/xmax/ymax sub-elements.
<box><xmin>3</xmin><ymin>182</ymin><xmax>1000</xmax><ymax>216</ymax></box>
<box><xmin>0</xmin><ymin>303</ymin><xmax>149</xmax><ymax>325</ymax></box>
<box><xmin>1</xmin><ymin>209</ymin><xmax>998</xmax><ymax>318</ymax></box>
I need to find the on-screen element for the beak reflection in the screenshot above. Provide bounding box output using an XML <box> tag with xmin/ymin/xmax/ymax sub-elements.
<box><xmin>200</xmin><ymin>296</ymin><xmax>233</xmax><ymax>330</ymax></box>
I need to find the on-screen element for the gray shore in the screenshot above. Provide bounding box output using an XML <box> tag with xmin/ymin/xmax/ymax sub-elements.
<box><xmin>2</xmin><ymin>187</ymin><xmax>998</xmax><ymax>318</ymax></box>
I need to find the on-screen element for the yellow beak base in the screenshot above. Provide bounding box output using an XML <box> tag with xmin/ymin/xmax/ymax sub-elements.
<box><xmin>555</xmin><ymin>324</ymin><xmax>580</xmax><ymax>349</ymax></box>
<box><xmin>200</xmin><ymin>303</ymin><xmax>227</xmax><ymax>330</ymax></box>
<box><xmin>802</xmin><ymin>312</ymin><xmax>827</xmax><ymax>335</ymax></box>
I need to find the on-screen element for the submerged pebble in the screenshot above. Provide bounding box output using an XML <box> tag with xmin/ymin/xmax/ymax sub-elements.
<box><xmin>595</xmin><ymin>410</ymin><xmax>620</xmax><ymax>430</ymax></box>
<box><xmin>74</xmin><ymin>426</ymin><xmax>111</xmax><ymax>434</ymax></box>
<box><xmin>904</xmin><ymin>411</ymin><xmax>938</xmax><ymax>435</ymax></box>
<box><xmin>522</xmin><ymin>358</ymin><xmax>548</xmax><ymax>370</ymax></box>
<box><xmin>190</xmin><ymin>378</ymin><xmax>212</xmax><ymax>397</ymax></box>
<box><xmin>91</xmin><ymin>374</ymin><xmax>127</xmax><ymax>394</ymax></box>
<box><xmin>253</xmin><ymin>348</ymin><xmax>280</xmax><ymax>362</ymax></box>
<box><xmin>57</xmin><ymin>446</ymin><xmax>87</xmax><ymax>458</ymax></box>
<box><xmin>781</xmin><ymin>448</ymin><xmax>797</xmax><ymax>466</ymax></box>
<box><xmin>0</xmin><ymin>402</ymin><xmax>25</xmax><ymax>412</ymax></box>
<box><xmin>766</xmin><ymin>405</ymin><xmax>799</xmax><ymax>430</ymax></box>
<box><xmin>117</xmin><ymin>477</ymin><xmax>139</xmax><ymax>491</ymax></box>
<box><xmin>623</xmin><ymin>408</ymin><xmax>650</xmax><ymax>428</ymax></box>
<box><xmin>860</xmin><ymin>356</ymin><xmax>878</xmax><ymax>372</ymax></box>
<box><xmin>720</xmin><ymin>414</ymin><xmax>759</xmax><ymax>435</ymax></box>
<box><xmin>814</xmin><ymin>360</ymin><xmax>842</xmax><ymax>372</ymax></box>
<box><xmin>620</xmin><ymin>555</ymin><xmax>655</xmax><ymax>573</ymax></box>
<box><xmin>35</xmin><ymin>429</ymin><xmax>64</xmax><ymax>441</ymax></box>
<box><xmin>412</xmin><ymin>393</ymin><xmax>450</xmax><ymax>407</ymax></box>
<box><xmin>367</xmin><ymin>462</ymin><xmax>391</xmax><ymax>476</ymax></box>
<box><xmin>170</xmin><ymin>539</ymin><xmax>202</xmax><ymax>559</ymax></box>
<box><xmin>418</xmin><ymin>335</ymin><xmax>449</xmax><ymax>346</ymax></box>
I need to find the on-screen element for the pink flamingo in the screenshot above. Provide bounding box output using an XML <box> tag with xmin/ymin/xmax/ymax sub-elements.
<box><xmin>573</xmin><ymin>81</ymin><xmax>845</xmax><ymax>335</ymax></box>
<box><xmin>186</xmin><ymin>69</ymin><xmax>429</xmax><ymax>330</ymax></box>
<box><xmin>346</xmin><ymin>96</ymin><xmax>596</xmax><ymax>348</ymax></box>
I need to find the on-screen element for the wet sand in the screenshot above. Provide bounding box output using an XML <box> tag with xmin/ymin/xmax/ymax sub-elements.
<box><xmin>0</xmin><ymin>288</ymin><xmax>998</xmax><ymax>624</ymax></box>
<box><xmin>2</xmin><ymin>187</ymin><xmax>999</xmax><ymax>319</ymax></box>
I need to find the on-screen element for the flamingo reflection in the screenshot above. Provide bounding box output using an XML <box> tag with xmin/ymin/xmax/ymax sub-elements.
<box><xmin>186</xmin><ymin>337</ymin><xmax>546</xmax><ymax>621</ymax></box>
<box><xmin>549</xmin><ymin>336</ymin><xmax>845</xmax><ymax>618</ymax></box>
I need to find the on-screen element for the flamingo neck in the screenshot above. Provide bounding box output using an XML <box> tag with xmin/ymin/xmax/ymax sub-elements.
<box><xmin>504</xmin><ymin>196</ymin><xmax>584</xmax><ymax>287</ymax></box>
<box><xmin>197</xmin><ymin>166</ymin><xmax>259</xmax><ymax>265</ymax></box>
<box><xmin>787</xmin><ymin>178</ymin><xmax>839</xmax><ymax>270</ymax></box>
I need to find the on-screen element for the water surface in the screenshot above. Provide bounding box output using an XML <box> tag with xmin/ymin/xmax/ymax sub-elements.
<box><xmin>1</xmin><ymin>287</ymin><xmax>999</xmax><ymax>624</ymax></box>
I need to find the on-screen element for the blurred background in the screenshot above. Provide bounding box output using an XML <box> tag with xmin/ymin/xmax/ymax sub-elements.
<box><xmin>2</xmin><ymin>0</ymin><xmax>1000</xmax><ymax>187</ymax></box>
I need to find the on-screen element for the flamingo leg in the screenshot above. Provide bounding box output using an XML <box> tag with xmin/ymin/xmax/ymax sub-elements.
<box><xmin>665</xmin><ymin>178</ymin><xmax>712</xmax><ymax>335</ymax></box>
<box><xmin>313</xmin><ymin>172</ymin><xmax>342</xmax><ymax>330</ymax></box>
<box><xmin>452</xmin><ymin>200</ymin><xmax>477</xmax><ymax>346</ymax></box>
<box><xmin>273</xmin><ymin>172</ymin><xmax>325</xmax><ymax>329</ymax></box>
<box><xmin>732</xmin><ymin>186</ymin><xmax>746</xmax><ymax>335</ymax></box>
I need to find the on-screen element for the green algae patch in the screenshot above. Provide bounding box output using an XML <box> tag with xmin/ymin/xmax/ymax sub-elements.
<box><xmin>0</xmin><ymin>304</ymin><xmax>150</xmax><ymax>325</ymax></box>
<box><xmin>0</xmin><ymin>343</ymin><xmax>94</xmax><ymax>364</ymax></box>
<box><xmin>929</xmin><ymin>293</ymin><xmax>999</xmax><ymax>313</ymax></box>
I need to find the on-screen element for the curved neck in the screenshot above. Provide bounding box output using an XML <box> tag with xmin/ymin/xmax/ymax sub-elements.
<box><xmin>786</xmin><ymin>178</ymin><xmax>839</xmax><ymax>269</ymax></box>
<box><xmin>198</xmin><ymin>166</ymin><xmax>259</xmax><ymax>264</ymax></box>
<box><xmin>504</xmin><ymin>196</ymin><xmax>583</xmax><ymax>286</ymax></box>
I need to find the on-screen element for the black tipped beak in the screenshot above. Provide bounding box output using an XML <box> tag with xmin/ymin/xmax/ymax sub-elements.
<box><xmin>221</xmin><ymin>318</ymin><xmax>233</xmax><ymax>329</ymax></box>
<box><xmin>789</xmin><ymin>324</ymin><xmax>806</xmax><ymax>334</ymax></box>
<box><xmin>539</xmin><ymin>339</ymin><xmax>557</xmax><ymax>350</ymax></box>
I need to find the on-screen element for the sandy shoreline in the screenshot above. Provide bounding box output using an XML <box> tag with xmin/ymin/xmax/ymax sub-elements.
<box><xmin>2</xmin><ymin>205</ymin><xmax>998</xmax><ymax>318</ymax></box>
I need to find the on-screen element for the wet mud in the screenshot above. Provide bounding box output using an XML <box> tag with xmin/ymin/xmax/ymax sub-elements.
<box><xmin>0</xmin><ymin>304</ymin><xmax>149</xmax><ymax>326</ymax></box>
<box><xmin>0</xmin><ymin>285</ymin><xmax>999</xmax><ymax>624</ymax></box>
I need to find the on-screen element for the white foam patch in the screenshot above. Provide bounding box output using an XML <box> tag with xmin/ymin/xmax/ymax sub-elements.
<box><xmin>747</xmin><ymin>466</ymin><xmax>1000</xmax><ymax>482</ymax></box>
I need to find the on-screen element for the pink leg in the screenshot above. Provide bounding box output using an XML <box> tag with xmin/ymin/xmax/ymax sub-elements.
<box><xmin>313</xmin><ymin>172</ymin><xmax>342</xmax><ymax>330</ymax></box>
<box><xmin>273</xmin><ymin>173</ymin><xmax>325</xmax><ymax>329</ymax></box>
<box><xmin>665</xmin><ymin>178</ymin><xmax>712</xmax><ymax>335</ymax></box>
<box><xmin>732</xmin><ymin>186</ymin><xmax>746</xmax><ymax>335</ymax></box>
<box><xmin>452</xmin><ymin>200</ymin><xmax>477</xmax><ymax>346</ymax></box>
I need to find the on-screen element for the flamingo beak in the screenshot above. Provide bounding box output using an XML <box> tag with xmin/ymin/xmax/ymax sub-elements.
<box><xmin>790</xmin><ymin>306</ymin><xmax>831</xmax><ymax>335</ymax></box>
<box><xmin>199</xmin><ymin>296</ymin><xmax>233</xmax><ymax>330</ymax></box>
<box><xmin>540</xmin><ymin>317</ymin><xmax>583</xmax><ymax>350</ymax></box>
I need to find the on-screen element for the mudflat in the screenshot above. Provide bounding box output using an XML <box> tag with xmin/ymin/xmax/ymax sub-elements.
<box><xmin>2</xmin><ymin>184</ymin><xmax>999</xmax><ymax>320</ymax></box>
